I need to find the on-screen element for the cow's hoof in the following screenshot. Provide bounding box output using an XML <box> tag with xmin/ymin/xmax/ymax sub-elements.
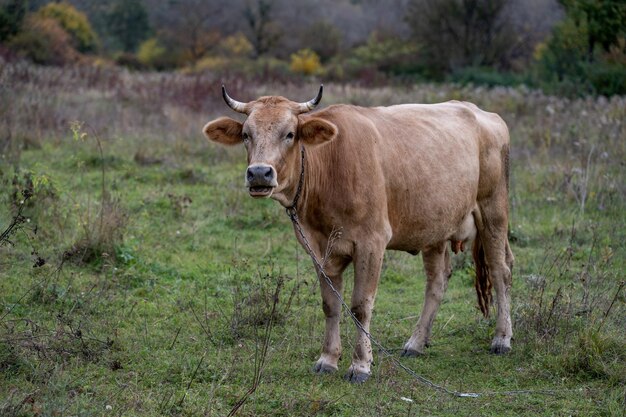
<box><xmin>400</xmin><ymin>348</ymin><xmax>423</xmax><ymax>357</ymax></box>
<box><xmin>489</xmin><ymin>344</ymin><xmax>511</xmax><ymax>355</ymax></box>
<box><xmin>343</xmin><ymin>369</ymin><xmax>370</xmax><ymax>384</ymax></box>
<box><xmin>489</xmin><ymin>337</ymin><xmax>512</xmax><ymax>355</ymax></box>
<box><xmin>312</xmin><ymin>361</ymin><xmax>338</xmax><ymax>374</ymax></box>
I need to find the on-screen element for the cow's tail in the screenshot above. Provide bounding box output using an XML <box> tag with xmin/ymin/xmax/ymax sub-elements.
<box><xmin>472</xmin><ymin>232</ymin><xmax>492</xmax><ymax>318</ymax></box>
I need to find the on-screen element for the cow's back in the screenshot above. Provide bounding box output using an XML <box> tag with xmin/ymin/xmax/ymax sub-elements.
<box><xmin>306</xmin><ymin>102</ymin><xmax>509</xmax><ymax>252</ymax></box>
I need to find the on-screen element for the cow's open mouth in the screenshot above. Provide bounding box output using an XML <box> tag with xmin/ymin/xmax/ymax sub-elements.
<box><xmin>248</xmin><ymin>186</ymin><xmax>274</xmax><ymax>198</ymax></box>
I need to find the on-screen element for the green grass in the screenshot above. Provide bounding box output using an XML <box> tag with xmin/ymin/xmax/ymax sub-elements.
<box><xmin>0</xmin><ymin>65</ymin><xmax>624</xmax><ymax>415</ymax></box>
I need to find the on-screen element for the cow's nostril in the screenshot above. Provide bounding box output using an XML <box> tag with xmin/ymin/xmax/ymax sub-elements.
<box><xmin>263</xmin><ymin>167</ymin><xmax>273</xmax><ymax>179</ymax></box>
<box><xmin>246</xmin><ymin>169</ymin><xmax>254</xmax><ymax>182</ymax></box>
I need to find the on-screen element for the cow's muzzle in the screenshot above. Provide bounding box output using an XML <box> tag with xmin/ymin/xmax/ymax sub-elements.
<box><xmin>245</xmin><ymin>164</ymin><xmax>277</xmax><ymax>198</ymax></box>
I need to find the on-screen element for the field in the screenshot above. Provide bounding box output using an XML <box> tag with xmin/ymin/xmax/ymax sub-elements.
<box><xmin>1</xmin><ymin>62</ymin><xmax>625</xmax><ymax>416</ymax></box>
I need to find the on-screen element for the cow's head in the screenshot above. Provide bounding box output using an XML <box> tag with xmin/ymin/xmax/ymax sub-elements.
<box><xmin>203</xmin><ymin>85</ymin><xmax>337</xmax><ymax>201</ymax></box>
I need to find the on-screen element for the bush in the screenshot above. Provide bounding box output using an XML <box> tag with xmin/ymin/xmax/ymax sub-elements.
<box><xmin>220</xmin><ymin>32</ymin><xmax>253</xmax><ymax>57</ymax></box>
<box><xmin>536</xmin><ymin>28</ymin><xmax>626</xmax><ymax>96</ymax></box>
<box><xmin>289</xmin><ymin>48</ymin><xmax>322</xmax><ymax>76</ymax></box>
<box><xmin>37</xmin><ymin>1</ymin><xmax>99</xmax><ymax>53</ymax></box>
<box><xmin>350</xmin><ymin>32</ymin><xmax>419</xmax><ymax>75</ymax></box>
<box><xmin>8</xmin><ymin>15</ymin><xmax>79</xmax><ymax>66</ymax></box>
<box><xmin>583</xmin><ymin>61</ymin><xmax>626</xmax><ymax>96</ymax></box>
<box><xmin>114</xmin><ymin>52</ymin><xmax>145</xmax><ymax>70</ymax></box>
<box><xmin>137</xmin><ymin>38</ymin><xmax>167</xmax><ymax>69</ymax></box>
<box><xmin>449</xmin><ymin>66</ymin><xmax>530</xmax><ymax>87</ymax></box>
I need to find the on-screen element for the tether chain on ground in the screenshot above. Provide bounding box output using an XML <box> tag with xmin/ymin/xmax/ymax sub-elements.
<box><xmin>286</xmin><ymin>207</ymin><xmax>577</xmax><ymax>399</ymax></box>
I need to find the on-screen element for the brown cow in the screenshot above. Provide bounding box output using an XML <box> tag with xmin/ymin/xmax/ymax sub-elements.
<box><xmin>203</xmin><ymin>85</ymin><xmax>514</xmax><ymax>383</ymax></box>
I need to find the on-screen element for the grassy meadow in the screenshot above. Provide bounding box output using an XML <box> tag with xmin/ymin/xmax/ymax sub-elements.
<box><xmin>0</xmin><ymin>62</ymin><xmax>625</xmax><ymax>416</ymax></box>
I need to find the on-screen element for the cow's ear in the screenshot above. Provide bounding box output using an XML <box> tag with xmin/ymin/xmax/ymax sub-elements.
<box><xmin>203</xmin><ymin>117</ymin><xmax>243</xmax><ymax>146</ymax></box>
<box><xmin>298</xmin><ymin>117</ymin><xmax>337</xmax><ymax>147</ymax></box>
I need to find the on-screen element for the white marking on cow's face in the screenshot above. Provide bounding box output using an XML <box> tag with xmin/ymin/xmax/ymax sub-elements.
<box><xmin>241</xmin><ymin>106</ymin><xmax>299</xmax><ymax>198</ymax></box>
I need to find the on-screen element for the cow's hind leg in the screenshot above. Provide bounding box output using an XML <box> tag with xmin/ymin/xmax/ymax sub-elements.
<box><xmin>313</xmin><ymin>256</ymin><xmax>350</xmax><ymax>374</ymax></box>
<box><xmin>402</xmin><ymin>242</ymin><xmax>450</xmax><ymax>356</ymax></box>
<box><xmin>344</xmin><ymin>243</ymin><xmax>386</xmax><ymax>383</ymax></box>
<box><xmin>478</xmin><ymin>194</ymin><xmax>513</xmax><ymax>354</ymax></box>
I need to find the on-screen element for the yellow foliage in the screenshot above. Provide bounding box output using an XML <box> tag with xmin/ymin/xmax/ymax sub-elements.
<box><xmin>289</xmin><ymin>48</ymin><xmax>322</xmax><ymax>75</ymax></box>
<box><xmin>9</xmin><ymin>15</ymin><xmax>79</xmax><ymax>65</ymax></box>
<box><xmin>220</xmin><ymin>33</ymin><xmax>253</xmax><ymax>57</ymax></box>
<box><xmin>37</xmin><ymin>1</ymin><xmax>98</xmax><ymax>52</ymax></box>
<box><xmin>137</xmin><ymin>38</ymin><xmax>166</xmax><ymax>67</ymax></box>
<box><xmin>191</xmin><ymin>56</ymin><xmax>229</xmax><ymax>73</ymax></box>
<box><xmin>533</xmin><ymin>42</ymin><xmax>548</xmax><ymax>61</ymax></box>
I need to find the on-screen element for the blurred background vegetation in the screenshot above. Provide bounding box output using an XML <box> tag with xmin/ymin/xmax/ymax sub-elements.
<box><xmin>0</xmin><ymin>0</ymin><xmax>624</xmax><ymax>96</ymax></box>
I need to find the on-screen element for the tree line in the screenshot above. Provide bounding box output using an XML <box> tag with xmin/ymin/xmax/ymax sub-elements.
<box><xmin>1</xmin><ymin>0</ymin><xmax>624</xmax><ymax>95</ymax></box>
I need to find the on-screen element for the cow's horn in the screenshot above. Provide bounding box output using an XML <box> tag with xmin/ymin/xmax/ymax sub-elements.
<box><xmin>222</xmin><ymin>85</ymin><xmax>248</xmax><ymax>113</ymax></box>
<box><xmin>297</xmin><ymin>84</ymin><xmax>323</xmax><ymax>113</ymax></box>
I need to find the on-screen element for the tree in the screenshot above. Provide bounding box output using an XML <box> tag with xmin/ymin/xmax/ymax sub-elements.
<box><xmin>559</xmin><ymin>0</ymin><xmax>626</xmax><ymax>59</ymax></box>
<box><xmin>0</xmin><ymin>0</ymin><xmax>27</xmax><ymax>42</ymax></box>
<box><xmin>406</xmin><ymin>0</ymin><xmax>515</xmax><ymax>74</ymax></box>
<box><xmin>153</xmin><ymin>0</ymin><xmax>222</xmax><ymax>64</ymax></box>
<box><xmin>105</xmin><ymin>0</ymin><xmax>151</xmax><ymax>52</ymax></box>
<box><xmin>243</xmin><ymin>0</ymin><xmax>282</xmax><ymax>57</ymax></box>
<box><xmin>9</xmin><ymin>14</ymin><xmax>79</xmax><ymax>65</ymax></box>
<box><xmin>37</xmin><ymin>1</ymin><xmax>99</xmax><ymax>52</ymax></box>
<box><xmin>536</xmin><ymin>0</ymin><xmax>626</xmax><ymax>95</ymax></box>
<box><xmin>300</xmin><ymin>20</ymin><xmax>342</xmax><ymax>63</ymax></box>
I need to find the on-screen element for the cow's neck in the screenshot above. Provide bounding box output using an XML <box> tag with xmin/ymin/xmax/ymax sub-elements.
<box><xmin>272</xmin><ymin>145</ymin><xmax>306</xmax><ymax>208</ymax></box>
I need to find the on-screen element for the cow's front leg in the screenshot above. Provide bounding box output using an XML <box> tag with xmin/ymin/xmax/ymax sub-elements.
<box><xmin>344</xmin><ymin>244</ymin><xmax>386</xmax><ymax>383</ymax></box>
<box><xmin>402</xmin><ymin>242</ymin><xmax>449</xmax><ymax>356</ymax></box>
<box><xmin>313</xmin><ymin>269</ymin><xmax>345</xmax><ymax>374</ymax></box>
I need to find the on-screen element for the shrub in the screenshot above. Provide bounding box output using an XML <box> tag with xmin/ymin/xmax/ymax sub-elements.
<box><xmin>8</xmin><ymin>15</ymin><xmax>79</xmax><ymax>66</ymax></box>
<box><xmin>535</xmin><ymin>1</ymin><xmax>626</xmax><ymax>96</ymax></box>
<box><xmin>37</xmin><ymin>1</ymin><xmax>99</xmax><ymax>53</ymax></box>
<box><xmin>137</xmin><ymin>38</ymin><xmax>167</xmax><ymax>69</ymax></box>
<box><xmin>450</xmin><ymin>66</ymin><xmax>530</xmax><ymax>87</ymax></box>
<box><xmin>350</xmin><ymin>32</ymin><xmax>420</xmax><ymax>75</ymax></box>
<box><xmin>289</xmin><ymin>48</ymin><xmax>322</xmax><ymax>76</ymax></box>
<box><xmin>220</xmin><ymin>32</ymin><xmax>253</xmax><ymax>57</ymax></box>
<box><xmin>114</xmin><ymin>52</ymin><xmax>145</xmax><ymax>70</ymax></box>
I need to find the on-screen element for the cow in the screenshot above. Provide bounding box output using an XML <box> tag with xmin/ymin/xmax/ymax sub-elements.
<box><xmin>203</xmin><ymin>85</ymin><xmax>514</xmax><ymax>383</ymax></box>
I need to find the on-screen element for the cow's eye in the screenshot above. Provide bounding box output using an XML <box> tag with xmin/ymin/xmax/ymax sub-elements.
<box><xmin>242</xmin><ymin>132</ymin><xmax>249</xmax><ymax>141</ymax></box>
<box><xmin>286</xmin><ymin>132</ymin><xmax>294</xmax><ymax>140</ymax></box>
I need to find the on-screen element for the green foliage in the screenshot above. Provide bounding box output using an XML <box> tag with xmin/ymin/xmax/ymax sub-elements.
<box><xmin>8</xmin><ymin>15</ymin><xmax>79</xmax><ymax>65</ymax></box>
<box><xmin>37</xmin><ymin>1</ymin><xmax>99</xmax><ymax>53</ymax></box>
<box><xmin>560</xmin><ymin>0</ymin><xmax>626</xmax><ymax>54</ymax></box>
<box><xmin>350</xmin><ymin>32</ymin><xmax>420</xmax><ymax>75</ymax></box>
<box><xmin>105</xmin><ymin>0</ymin><xmax>151</xmax><ymax>53</ymax></box>
<box><xmin>449</xmin><ymin>66</ymin><xmax>530</xmax><ymax>87</ymax></box>
<box><xmin>536</xmin><ymin>16</ymin><xmax>590</xmax><ymax>84</ymax></box>
<box><xmin>536</xmin><ymin>0</ymin><xmax>626</xmax><ymax>96</ymax></box>
<box><xmin>0</xmin><ymin>0</ymin><xmax>27</xmax><ymax>42</ymax></box>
